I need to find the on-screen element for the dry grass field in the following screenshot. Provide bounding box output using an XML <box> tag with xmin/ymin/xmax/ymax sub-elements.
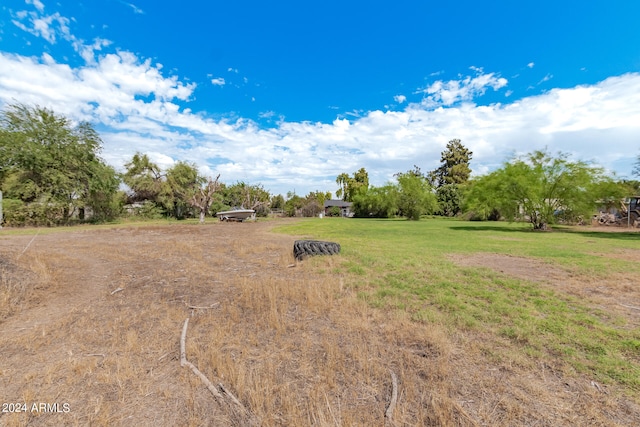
<box><xmin>0</xmin><ymin>219</ymin><xmax>638</xmax><ymax>426</ymax></box>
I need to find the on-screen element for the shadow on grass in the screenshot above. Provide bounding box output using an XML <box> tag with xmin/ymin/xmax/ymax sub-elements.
<box><xmin>559</xmin><ymin>229</ymin><xmax>640</xmax><ymax>241</ymax></box>
<box><xmin>449</xmin><ymin>224</ymin><xmax>640</xmax><ymax>241</ymax></box>
<box><xmin>449</xmin><ymin>225</ymin><xmax>533</xmax><ymax>233</ymax></box>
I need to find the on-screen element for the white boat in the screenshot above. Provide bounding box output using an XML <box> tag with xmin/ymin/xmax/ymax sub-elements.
<box><xmin>215</xmin><ymin>209</ymin><xmax>256</xmax><ymax>222</ymax></box>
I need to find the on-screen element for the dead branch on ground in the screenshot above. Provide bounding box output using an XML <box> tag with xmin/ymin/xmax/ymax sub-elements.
<box><xmin>619</xmin><ymin>302</ymin><xmax>640</xmax><ymax>311</ymax></box>
<box><xmin>16</xmin><ymin>230</ymin><xmax>40</xmax><ymax>259</ymax></box>
<box><xmin>180</xmin><ymin>318</ymin><xmax>259</xmax><ymax>424</ymax></box>
<box><xmin>180</xmin><ymin>318</ymin><xmax>224</xmax><ymax>399</ymax></box>
<box><xmin>385</xmin><ymin>370</ymin><xmax>398</xmax><ymax>425</ymax></box>
<box><xmin>185</xmin><ymin>302</ymin><xmax>220</xmax><ymax>310</ymax></box>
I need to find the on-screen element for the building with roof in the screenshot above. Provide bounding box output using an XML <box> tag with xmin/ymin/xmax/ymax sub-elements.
<box><xmin>324</xmin><ymin>200</ymin><xmax>353</xmax><ymax>217</ymax></box>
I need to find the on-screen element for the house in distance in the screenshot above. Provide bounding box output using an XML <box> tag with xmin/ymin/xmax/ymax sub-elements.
<box><xmin>324</xmin><ymin>200</ymin><xmax>353</xmax><ymax>217</ymax></box>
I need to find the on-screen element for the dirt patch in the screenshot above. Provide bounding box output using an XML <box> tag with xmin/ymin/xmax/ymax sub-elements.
<box><xmin>449</xmin><ymin>253</ymin><xmax>570</xmax><ymax>284</ymax></box>
<box><xmin>0</xmin><ymin>221</ymin><xmax>638</xmax><ymax>426</ymax></box>
<box><xmin>449</xmin><ymin>252</ymin><xmax>640</xmax><ymax>328</ymax></box>
<box><xmin>568</xmin><ymin>224</ymin><xmax>640</xmax><ymax>233</ymax></box>
<box><xmin>595</xmin><ymin>248</ymin><xmax>640</xmax><ymax>263</ymax></box>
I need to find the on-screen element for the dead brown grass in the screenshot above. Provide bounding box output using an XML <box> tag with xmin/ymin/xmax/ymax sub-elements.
<box><xmin>0</xmin><ymin>220</ymin><xmax>638</xmax><ymax>426</ymax></box>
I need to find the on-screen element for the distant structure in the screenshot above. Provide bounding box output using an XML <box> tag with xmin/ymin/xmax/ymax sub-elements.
<box><xmin>324</xmin><ymin>199</ymin><xmax>353</xmax><ymax>217</ymax></box>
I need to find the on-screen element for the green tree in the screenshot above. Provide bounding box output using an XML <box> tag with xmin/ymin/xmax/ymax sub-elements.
<box><xmin>435</xmin><ymin>184</ymin><xmax>463</xmax><ymax>218</ymax></box>
<box><xmin>429</xmin><ymin>139</ymin><xmax>473</xmax><ymax>187</ymax></box>
<box><xmin>465</xmin><ymin>150</ymin><xmax>624</xmax><ymax>230</ymax></box>
<box><xmin>335</xmin><ymin>168</ymin><xmax>369</xmax><ymax>201</ymax></box>
<box><xmin>634</xmin><ymin>152</ymin><xmax>640</xmax><ymax>178</ymax></box>
<box><xmin>429</xmin><ymin>139</ymin><xmax>473</xmax><ymax>216</ymax></box>
<box><xmin>284</xmin><ymin>192</ymin><xmax>304</xmax><ymax>217</ymax></box>
<box><xmin>395</xmin><ymin>169</ymin><xmax>438</xmax><ymax>220</ymax></box>
<box><xmin>0</xmin><ymin>104</ymin><xmax>119</xmax><ymax>224</ymax></box>
<box><xmin>620</xmin><ymin>179</ymin><xmax>640</xmax><ymax>195</ymax></box>
<box><xmin>300</xmin><ymin>191</ymin><xmax>332</xmax><ymax>217</ymax></box>
<box><xmin>270</xmin><ymin>194</ymin><xmax>285</xmax><ymax>211</ymax></box>
<box><xmin>223</xmin><ymin>182</ymin><xmax>271</xmax><ymax>216</ymax></box>
<box><xmin>162</xmin><ymin>161</ymin><xmax>204</xmax><ymax>219</ymax></box>
<box><xmin>86</xmin><ymin>162</ymin><xmax>122</xmax><ymax>221</ymax></box>
<box><xmin>351</xmin><ymin>183</ymin><xmax>399</xmax><ymax>218</ymax></box>
<box><xmin>122</xmin><ymin>153</ymin><xmax>164</xmax><ymax>204</ymax></box>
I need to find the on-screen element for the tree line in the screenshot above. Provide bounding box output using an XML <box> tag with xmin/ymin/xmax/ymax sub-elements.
<box><xmin>2</xmin><ymin>104</ymin><xmax>638</xmax><ymax>228</ymax></box>
<box><xmin>0</xmin><ymin>104</ymin><xmax>350</xmax><ymax>226</ymax></box>
<box><xmin>336</xmin><ymin>140</ymin><xmax>639</xmax><ymax>229</ymax></box>
<box><xmin>337</xmin><ymin>139</ymin><xmax>472</xmax><ymax>220</ymax></box>
<box><xmin>0</xmin><ymin>104</ymin><xmax>281</xmax><ymax>226</ymax></box>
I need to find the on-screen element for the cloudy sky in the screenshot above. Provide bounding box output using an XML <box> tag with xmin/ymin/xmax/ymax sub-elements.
<box><xmin>1</xmin><ymin>0</ymin><xmax>639</xmax><ymax>196</ymax></box>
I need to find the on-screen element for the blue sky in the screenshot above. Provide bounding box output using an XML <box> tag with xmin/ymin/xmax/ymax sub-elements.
<box><xmin>1</xmin><ymin>0</ymin><xmax>640</xmax><ymax>196</ymax></box>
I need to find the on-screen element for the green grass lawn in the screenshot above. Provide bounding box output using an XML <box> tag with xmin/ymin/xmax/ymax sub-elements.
<box><xmin>275</xmin><ymin>217</ymin><xmax>640</xmax><ymax>391</ymax></box>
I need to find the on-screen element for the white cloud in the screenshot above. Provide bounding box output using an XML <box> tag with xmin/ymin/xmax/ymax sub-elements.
<box><xmin>259</xmin><ymin>111</ymin><xmax>276</xmax><ymax>119</ymax></box>
<box><xmin>211</xmin><ymin>77</ymin><xmax>225</xmax><ymax>86</ymax></box>
<box><xmin>539</xmin><ymin>74</ymin><xmax>553</xmax><ymax>84</ymax></box>
<box><xmin>117</xmin><ymin>1</ymin><xmax>144</xmax><ymax>14</ymax></box>
<box><xmin>394</xmin><ymin>95</ymin><xmax>406</xmax><ymax>104</ymax></box>
<box><xmin>418</xmin><ymin>70</ymin><xmax>508</xmax><ymax>107</ymax></box>
<box><xmin>527</xmin><ymin>62</ymin><xmax>535</xmax><ymax>68</ymax></box>
<box><xmin>12</xmin><ymin>11</ymin><xmax>71</xmax><ymax>44</ymax></box>
<box><xmin>12</xmin><ymin>4</ymin><xmax>113</xmax><ymax>66</ymax></box>
<box><xmin>26</xmin><ymin>0</ymin><xmax>45</xmax><ymax>13</ymax></box>
<box><xmin>77</xmin><ymin>38</ymin><xmax>112</xmax><ymax>64</ymax></box>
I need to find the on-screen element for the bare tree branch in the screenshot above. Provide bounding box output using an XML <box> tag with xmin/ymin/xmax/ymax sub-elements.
<box><xmin>189</xmin><ymin>174</ymin><xmax>221</xmax><ymax>223</ymax></box>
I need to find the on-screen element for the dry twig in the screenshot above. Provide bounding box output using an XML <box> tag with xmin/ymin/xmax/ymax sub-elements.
<box><xmin>16</xmin><ymin>230</ymin><xmax>40</xmax><ymax>259</ymax></box>
<box><xmin>385</xmin><ymin>370</ymin><xmax>398</xmax><ymax>424</ymax></box>
<box><xmin>619</xmin><ymin>303</ymin><xmax>640</xmax><ymax>311</ymax></box>
<box><xmin>180</xmin><ymin>317</ymin><xmax>259</xmax><ymax>427</ymax></box>
<box><xmin>185</xmin><ymin>302</ymin><xmax>220</xmax><ymax>310</ymax></box>
<box><xmin>158</xmin><ymin>352</ymin><xmax>171</xmax><ymax>361</ymax></box>
<box><xmin>180</xmin><ymin>318</ymin><xmax>224</xmax><ymax>399</ymax></box>
<box><xmin>591</xmin><ymin>380</ymin><xmax>608</xmax><ymax>394</ymax></box>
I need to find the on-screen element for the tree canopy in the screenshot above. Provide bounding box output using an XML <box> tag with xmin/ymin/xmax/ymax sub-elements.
<box><xmin>395</xmin><ymin>168</ymin><xmax>438</xmax><ymax>220</ymax></box>
<box><xmin>0</xmin><ymin>104</ymin><xmax>120</xmax><ymax>225</ymax></box>
<box><xmin>222</xmin><ymin>181</ymin><xmax>271</xmax><ymax>215</ymax></box>
<box><xmin>122</xmin><ymin>153</ymin><xmax>164</xmax><ymax>204</ymax></box>
<box><xmin>163</xmin><ymin>161</ymin><xmax>205</xmax><ymax>219</ymax></box>
<box><xmin>428</xmin><ymin>139</ymin><xmax>473</xmax><ymax>187</ymax></box>
<box><xmin>347</xmin><ymin>166</ymin><xmax>437</xmax><ymax>220</ymax></box>
<box><xmin>352</xmin><ymin>184</ymin><xmax>399</xmax><ymax>218</ymax></box>
<box><xmin>336</xmin><ymin>167</ymin><xmax>369</xmax><ymax>201</ymax></box>
<box><xmin>429</xmin><ymin>139</ymin><xmax>473</xmax><ymax>217</ymax></box>
<box><xmin>282</xmin><ymin>190</ymin><xmax>331</xmax><ymax>217</ymax></box>
<box><xmin>465</xmin><ymin>150</ymin><xmax>626</xmax><ymax>230</ymax></box>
